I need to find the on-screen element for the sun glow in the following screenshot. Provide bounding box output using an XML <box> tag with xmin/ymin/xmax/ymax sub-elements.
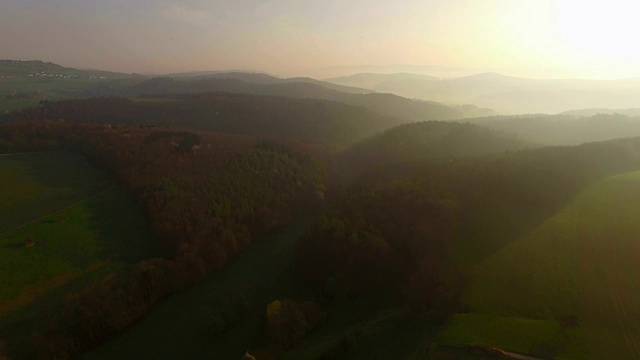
<box><xmin>556</xmin><ymin>0</ymin><xmax>640</xmax><ymax>76</ymax></box>
<box><xmin>486</xmin><ymin>0</ymin><xmax>640</xmax><ymax>78</ymax></box>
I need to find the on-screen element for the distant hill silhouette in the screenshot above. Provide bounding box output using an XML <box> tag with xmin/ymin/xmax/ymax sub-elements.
<box><xmin>562</xmin><ymin>108</ymin><xmax>640</xmax><ymax>117</ymax></box>
<box><xmin>327</xmin><ymin>72</ymin><xmax>640</xmax><ymax>115</ymax></box>
<box><xmin>161</xmin><ymin>71</ymin><xmax>371</xmax><ymax>94</ymax></box>
<box><xmin>94</xmin><ymin>77</ymin><xmax>464</xmax><ymax>122</ymax></box>
<box><xmin>467</xmin><ymin>113</ymin><xmax>640</xmax><ymax>145</ymax></box>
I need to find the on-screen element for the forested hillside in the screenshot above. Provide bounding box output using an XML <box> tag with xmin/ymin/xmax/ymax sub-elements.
<box><xmin>3</xmin><ymin>108</ymin><xmax>640</xmax><ymax>359</ymax></box>
<box><xmin>296</xmin><ymin>137</ymin><xmax>640</xmax><ymax>322</ymax></box>
<box><xmin>337</xmin><ymin>121</ymin><xmax>531</xmax><ymax>179</ymax></box>
<box><xmin>0</xmin><ymin>120</ymin><xmax>327</xmax><ymax>359</ymax></box>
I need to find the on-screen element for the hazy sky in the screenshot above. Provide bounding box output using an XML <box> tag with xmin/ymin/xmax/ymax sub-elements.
<box><xmin>1</xmin><ymin>0</ymin><xmax>639</xmax><ymax>79</ymax></box>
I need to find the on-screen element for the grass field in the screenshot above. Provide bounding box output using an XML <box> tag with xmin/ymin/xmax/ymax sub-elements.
<box><xmin>442</xmin><ymin>171</ymin><xmax>640</xmax><ymax>359</ymax></box>
<box><xmin>0</xmin><ymin>151</ymin><xmax>158</xmax><ymax>357</ymax></box>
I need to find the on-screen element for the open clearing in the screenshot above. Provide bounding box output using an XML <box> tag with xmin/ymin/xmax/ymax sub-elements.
<box><xmin>0</xmin><ymin>151</ymin><xmax>157</xmax><ymax>357</ymax></box>
<box><xmin>442</xmin><ymin>171</ymin><xmax>640</xmax><ymax>359</ymax></box>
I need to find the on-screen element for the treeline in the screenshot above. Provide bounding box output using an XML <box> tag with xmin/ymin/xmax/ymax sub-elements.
<box><xmin>0</xmin><ymin>120</ymin><xmax>326</xmax><ymax>358</ymax></box>
<box><xmin>295</xmin><ymin>137</ymin><xmax>640</xmax><ymax>317</ymax></box>
<box><xmin>0</xmin><ymin>94</ymin><xmax>406</xmax><ymax>150</ymax></box>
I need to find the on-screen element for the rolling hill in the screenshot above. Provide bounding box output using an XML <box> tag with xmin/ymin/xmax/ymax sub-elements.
<box><xmin>97</xmin><ymin>76</ymin><xmax>465</xmax><ymax>122</ymax></box>
<box><xmin>337</xmin><ymin>121</ymin><xmax>532</xmax><ymax>179</ymax></box>
<box><xmin>156</xmin><ymin>71</ymin><xmax>372</xmax><ymax>94</ymax></box>
<box><xmin>1</xmin><ymin>60</ymin><xmax>472</xmax><ymax>121</ymax></box>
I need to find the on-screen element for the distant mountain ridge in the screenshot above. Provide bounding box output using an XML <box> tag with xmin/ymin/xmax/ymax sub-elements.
<box><xmin>161</xmin><ymin>71</ymin><xmax>370</xmax><ymax>94</ymax></box>
<box><xmin>96</xmin><ymin>76</ymin><xmax>466</xmax><ymax>122</ymax></box>
<box><xmin>1</xmin><ymin>60</ymin><xmax>481</xmax><ymax>121</ymax></box>
<box><xmin>327</xmin><ymin>72</ymin><xmax>640</xmax><ymax>114</ymax></box>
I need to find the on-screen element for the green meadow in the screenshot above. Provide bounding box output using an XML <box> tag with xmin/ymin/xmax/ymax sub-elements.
<box><xmin>0</xmin><ymin>151</ymin><xmax>157</xmax><ymax>356</ymax></box>
<box><xmin>442</xmin><ymin>171</ymin><xmax>640</xmax><ymax>359</ymax></box>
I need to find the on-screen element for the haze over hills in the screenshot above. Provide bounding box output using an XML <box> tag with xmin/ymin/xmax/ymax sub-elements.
<box><xmin>13</xmin><ymin>59</ymin><xmax>640</xmax><ymax>119</ymax></box>
<box><xmin>304</xmin><ymin>64</ymin><xmax>473</xmax><ymax>79</ymax></box>
<box><xmin>562</xmin><ymin>108</ymin><xmax>640</xmax><ymax>117</ymax></box>
<box><xmin>90</xmin><ymin>75</ymin><xmax>468</xmax><ymax>121</ymax></box>
<box><xmin>327</xmin><ymin>72</ymin><xmax>640</xmax><ymax>115</ymax></box>
<box><xmin>1</xmin><ymin>60</ymin><xmax>483</xmax><ymax>120</ymax></box>
<box><xmin>155</xmin><ymin>71</ymin><xmax>373</xmax><ymax>94</ymax></box>
<box><xmin>7</xmin><ymin>0</ymin><xmax>640</xmax><ymax>358</ymax></box>
<box><xmin>466</xmin><ymin>114</ymin><xmax>640</xmax><ymax>146</ymax></box>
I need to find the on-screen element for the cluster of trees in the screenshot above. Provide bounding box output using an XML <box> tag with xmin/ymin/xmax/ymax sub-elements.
<box><xmin>261</xmin><ymin>299</ymin><xmax>326</xmax><ymax>356</ymax></box>
<box><xmin>0</xmin><ymin>120</ymin><xmax>327</xmax><ymax>358</ymax></box>
<box><xmin>295</xmin><ymin>136</ymin><xmax>640</xmax><ymax>317</ymax></box>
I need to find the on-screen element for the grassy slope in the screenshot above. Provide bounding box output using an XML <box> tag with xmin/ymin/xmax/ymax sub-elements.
<box><xmin>0</xmin><ymin>151</ymin><xmax>158</xmax><ymax>357</ymax></box>
<box><xmin>442</xmin><ymin>171</ymin><xmax>640</xmax><ymax>359</ymax></box>
<box><xmin>0</xmin><ymin>151</ymin><xmax>106</xmax><ymax>233</ymax></box>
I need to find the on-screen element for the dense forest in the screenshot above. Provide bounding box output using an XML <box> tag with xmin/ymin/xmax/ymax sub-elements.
<box><xmin>0</xmin><ymin>120</ymin><xmax>326</xmax><ymax>358</ymax></box>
